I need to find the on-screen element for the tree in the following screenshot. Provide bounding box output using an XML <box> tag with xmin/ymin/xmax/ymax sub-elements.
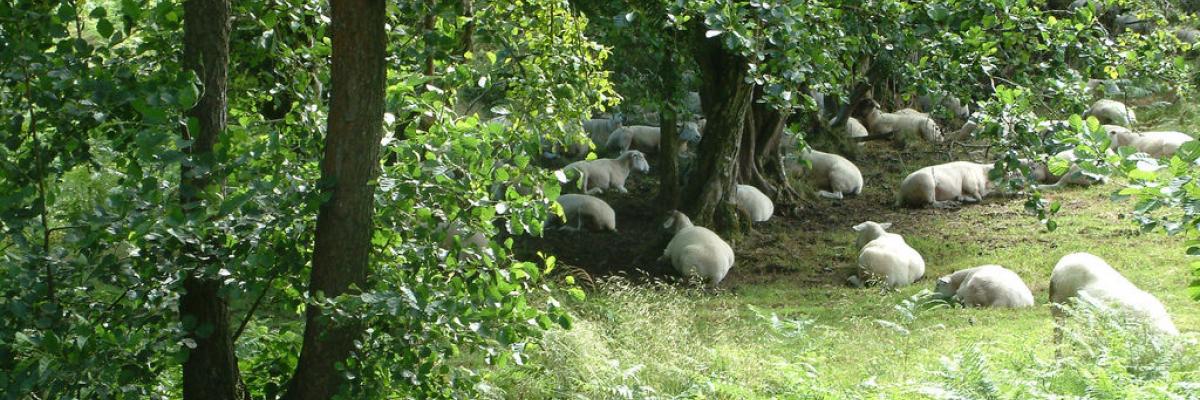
<box><xmin>283</xmin><ymin>0</ymin><xmax>387</xmax><ymax>398</ymax></box>
<box><xmin>178</xmin><ymin>0</ymin><xmax>243</xmax><ymax>398</ymax></box>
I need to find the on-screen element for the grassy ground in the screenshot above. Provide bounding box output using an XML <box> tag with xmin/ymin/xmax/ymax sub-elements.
<box><xmin>492</xmin><ymin>103</ymin><xmax>1200</xmax><ymax>398</ymax></box>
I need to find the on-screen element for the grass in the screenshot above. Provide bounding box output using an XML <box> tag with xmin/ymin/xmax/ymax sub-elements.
<box><xmin>483</xmin><ymin>100</ymin><xmax>1200</xmax><ymax>398</ymax></box>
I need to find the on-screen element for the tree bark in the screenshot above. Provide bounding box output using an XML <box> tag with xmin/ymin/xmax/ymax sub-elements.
<box><xmin>657</xmin><ymin>45</ymin><xmax>682</xmax><ymax>211</ymax></box>
<box><xmin>682</xmin><ymin>28</ymin><xmax>754</xmax><ymax>235</ymax></box>
<box><xmin>282</xmin><ymin>0</ymin><xmax>386</xmax><ymax>398</ymax></box>
<box><xmin>739</xmin><ymin>86</ymin><xmax>803</xmax><ymax>210</ymax></box>
<box><xmin>179</xmin><ymin>0</ymin><xmax>241</xmax><ymax>399</ymax></box>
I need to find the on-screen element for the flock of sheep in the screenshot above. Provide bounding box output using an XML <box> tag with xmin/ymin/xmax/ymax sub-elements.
<box><xmin>524</xmin><ymin>86</ymin><xmax>1190</xmax><ymax>340</ymax></box>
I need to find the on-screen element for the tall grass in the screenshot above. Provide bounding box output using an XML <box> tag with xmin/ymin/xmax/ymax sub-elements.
<box><xmin>483</xmin><ymin>280</ymin><xmax>1198</xmax><ymax>399</ymax></box>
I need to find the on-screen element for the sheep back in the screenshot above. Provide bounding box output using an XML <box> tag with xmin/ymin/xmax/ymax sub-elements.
<box><xmin>734</xmin><ymin>184</ymin><xmax>774</xmax><ymax>222</ymax></box>
<box><xmin>938</xmin><ymin>265</ymin><xmax>1034</xmax><ymax>308</ymax></box>
<box><xmin>1050</xmin><ymin>252</ymin><xmax>1178</xmax><ymax>335</ymax></box>
<box><xmin>664</xmin><ymin>226</ymin><xmax>735</xmax><ymax>286</ymax></box>
<box><xmin>555</xmin><ymin>194</ymin><xmax>617</xmax><ymax>232</ymax></box>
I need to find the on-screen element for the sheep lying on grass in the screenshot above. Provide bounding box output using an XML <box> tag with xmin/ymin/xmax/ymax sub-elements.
<box><xmin>552</xmin><ymin>194</ymin><xmax>617</xmax><ymax>232</ymax></box>
<box><xmin>1031</xmin><ymin>150</ymin><xmax>1107</xmax><ymax>191</ymax></box>
<box><xmin>659</xmin><ymin>210</ymin><xmax>735</xmax><ymax>287</ymax></box>
<box><xmin>790</xmin><ymin>148</ymin><xmax>864</xmax><ymax>200</ymax></box>
<box><xmin>734</xmin><ymin>185</ymin><xmax>774</xmax><ymax>222</ymax></box>
<box><xmin>583</xmin><ymin>116</ymin><xmax>623</xmax><ymax>146</ymax></box>
<box><xmin>1086</xmin><ymin>99</ymin><xmax>1136</xmax><ymax>126</ymax></box>
<box><xmin>1050</xmin><ymin>252</ymin><xmax>1178</xmax><ymax>339</ymax></box>
<box><xmin>562</xmin><ymin>150</ymin><xmax>650</xmax><ymax>194</ymax></box>
<box><xmin>606</xmin><ymin>123</ymin><xmax>702</xmax><ymax>154</ymax></box>
<box><xmin>897</xmin><ymin>161</ymin><xmax>995</xmax><ymax>208</ymax></box>
<box><xmin>936</xmin><ymin>265</ymin><xmax>1034</xmax><ymax>308</ymax></box>
<box><xmin>851</xmin><ymin>221</ymin><xmax>925</xmax><ymax>288</ymax></box>
<box><xmin>437</xmin><ymin>221</ymin><xmax>488</xmax><ymax>250</ymax></box>
<box><xmin>845</xmin><ymin>117</ymin><xmax>868</xmax><ymax>142</ymax></box>
<box><xmin>1109</xmin><ymin>130</ymin><xmax>1195</xmax><ymax>158</ymax></box>
<box><xmin>865</xmin><ymin>103</ymin><xmax>944</xmax><ymax>143</ymax></box>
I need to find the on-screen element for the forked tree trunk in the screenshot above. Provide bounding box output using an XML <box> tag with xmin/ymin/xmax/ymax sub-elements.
<box><xmin>283</xmin><ymin>0</ymin><xmax>386</xmax><ymax>398</ymax></box>
<box><xmin>738</xmin><ymin>86</ymin><xmax>801</xmax><ymax>208</ymax></box>
<box><xmin>682</xmin><ymin>28</ymin><xmax>754</xmax><ymax>235</ymax></box>
<box><xmin>178</xmin><ymin>0</ymin><xmax>242</xmax><ymax>399</ymax></box>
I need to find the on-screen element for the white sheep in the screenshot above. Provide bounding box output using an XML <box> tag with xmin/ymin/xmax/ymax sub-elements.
<box><xmin>658</xmin><ymin>210</ymin><xmax>736</xmax><ymax>287</ymax></box>
<box><xmin>789</xmin><ymin>148</ymin><xmax>864</xmax><ymax>200</ymax></box>
<box><xmin>582</xmin><ymin>116</ymin><xmax>623</xmax><ymax>146</ymax></box>
<box><xmin>845</xmin><ymin>117</ymin><xmax>868</xmax><ymax>142</ymax></box>
<box><xmin>1115</xmin><ymin>131</ymin><xmax>1194</xmax><ymax>158</ymax></box>
<box><xmin>852</xmin><ymin>221</ymin><xmax>925</xmax><ymax>287</ymax></box>
<box><xmin>438</xmin><ymin>221</ymin><xmax>489</xmax><ymax>250</ymax></box>
<box><xmin>866</xmin><ymin>106</ymin><xmax>944</xmax><ymax>143</ymax></box>
<box><xmin>606</xmin><ymin>124</ymin><xmax>701</xmax><ymax>154</ymax></box>
<box><xmin>562</xmin><ymin>150</ymin><xmax>650</xmax><ymax>194</ymax></box>
<box><xmin>1086</xmin><ymin>99</ymin><xmax>1136</xmax><ymax>127</ymax></box>
<box><xmin>552</xmin><ymin>194</ymin><xmax>617</xmax><ymax>232</ymax></box>
<box><xmin>1050</xmin><ymin>252</ymin><xmax>1178</xmax><ymax>337</ymax></box>
<box><xmin>935</xmin><ymin>265</ymin><xmax>1034</xmax><ymax>308</ymax></box>
<box><xmin>1030</xmin><ymin>150</ymin><xmax>1107</xmax><ymax>191</ymax></box>
<box><xmin>735</xmin><ymin>184</ymin><xmax>774</xmax><ymax>222</ymax></box>
<box><xmin>685</xmin><ymin>91</ymin><xmax>703</xmax><ymax>116</ymax></box>
<box><xmin>897</xmin><ymin>161</ymin><xmax>995</xmax><ymax>208</ymax></box>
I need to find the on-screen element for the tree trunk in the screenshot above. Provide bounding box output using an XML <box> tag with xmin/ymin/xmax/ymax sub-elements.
<box><xmin>179</xmin><ymin>0</ymin><xmax>241</xmax><ymax>399</ymax></box>
<box><xmin>657</xmin><ymin>45</ymin><xmax>681</xmax><ymax>211</ymax></box>
<box><xmin>739</xmin><ymin>86</ymin><xmax>801</xmax><ymax>208</ymax></box>
<box><xmin>682</xmin><ymin>29</ymin><xmax>754</xmax><ymax>235</ymax></box>
<box><xmin>282</xmin><ymin>0</ymin><xmax>386</xmax><ymax>398</ymax></box>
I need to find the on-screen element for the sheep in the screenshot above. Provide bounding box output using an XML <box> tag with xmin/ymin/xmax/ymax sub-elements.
<box><xmin>606</xmin><ymin>124</ymin><xmax>701</xmax><ymax>154</ymax></box>
<box><xmin>1085</xmin><ymin>99</ymin><xmax>1136</xmax><ymax>126</ymax></box>
<box><xmin>582</xmin><ymin>116</ymin><xmax>623</xmax><ymax>146</ymax></box>
<box><xmin>915</xmin><ymin>94</ymin><xmax>970</xmax><ymax>122</ymax></box>
<box><xmin>1050</xmin><ymin>252</ymin><xmax>1178</xmax><ymax>339</ymax></box>
<box><xmin>735</xmin><ymin>184</ymin><xmax>774</xmax><ymax>222</ymax></box>
<box><xmin>658</xmin><ymin>210</ymin><xmax>736</xmax><ymax>287</ymax></box>
<box><xmin>865</xmin><ymin>105</ymin><xmax>944</xmax><ymax>143</ymax></box>
<box><xmin>1113</xmin><ymin>131</ymin><xmax>1195</xmax><ymax>158</ymax></box>
<box><xmin>851</xmin><ymin>221</ymin><xmax>925</xmax><ymax>287</ymax></box>
<box><xmin>562</xmin><ymin>150</ymin><xmax>650</xmax><ymax>194</ymax></box>
<box><xmin>438</xmin><ymin>221</ymin><xmax>489</xmax><ymax>250</ymax></box>
<box><xmin>1177</xmin><ymin>27</ymin><xmax>1200</xmax><ymax>44</ymax></box>
<box><xmin>897</xmin><ymin>161</ymin><xmax>995</xmax><ymax>208</ymax></box>
<box><xmin>845</xmin><ymin>117</ymin><xmax>868</xmax><ymax>142</ymax></box>
<box><xmin>551</xmin><ymin>194</ymin><xmax>617</xmax><ymax>232</ymax></box>
<box><xmin>1031</xmin><ymin>149</ymin><xmax>1107</xmax><ymax>191</ymax></box>
<box><xmin>684</xmin><ymin>91</ymin><xmax>703</xmax><ymax>116</ymax></box>
<box><xmin>788</xmin><ymin>148</ymin><xmax>864</xmax><ymax>200</ymax></box>
<box><xmin>935</xmin><ymin>265</ymin><xmax>1034</xmax><ymax>308</ymax></box>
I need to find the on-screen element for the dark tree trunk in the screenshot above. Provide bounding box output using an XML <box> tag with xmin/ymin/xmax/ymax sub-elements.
<box><xmin>738</xmin><ymin>86</ymin><xmax>799</xmax><ymax>209</ymax></box>
<box><xmin>682</xmin><ymin>28</ymin><xmax>754</xmax><ymax>235</ymax></box>
<box><xmin>282</xmin><ymin>0</ymin><xmax>386</xmax><ymax>398</ymax></box>
<box><xmin>657</xmin><ymin>45</ymin><xmax>681</xmax><ymax>211</ymax></box>
<box><xmin>179</xmin><ymin>0</ymin><xmax>241</xmax><ymax>399</ymax></box>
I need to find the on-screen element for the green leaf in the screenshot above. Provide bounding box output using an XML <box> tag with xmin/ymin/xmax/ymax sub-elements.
<box><xmin>97</xmin><ymin>18</ymin><xmax>114</xmax><ymax>39</ymax></box>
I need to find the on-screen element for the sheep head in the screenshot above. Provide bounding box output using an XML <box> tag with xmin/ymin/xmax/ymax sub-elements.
<box><xmin>621</xmin><ymin>150</ymin><xmax>650</xmax><ymax>173</ymax></box>
<box><xmin>662</xmin><ymin>210</ymin><xmax>694</xmax><ymax>233</ymax></box>
<box><xmin>922</xmin><ymin>119</ymin><xmax>944</xmax><ymax>143</ymax></box>
<box><xmin>852</xmin><ymin>221</ymin><xmax>891</xmax><ymax>248</ymax></box>
<box><xmin>679</xmin><ymin>122</ymin><xmax>702</xmax><ymax>145</ymax></box>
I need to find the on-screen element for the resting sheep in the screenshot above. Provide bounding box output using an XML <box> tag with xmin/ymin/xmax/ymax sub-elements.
<box><xmin>897</xmin><ymin>161</ymin><xmax>996</xmax><ymax>208</ymax></box>
<box><xmin>606</xmin><ymin>124</ymin><xmax>702</xmax><ymax>154</ymax></box>
<box><xmin>438</xmin><ymin>221</ymin><xmax>489</xmax><ymax>250</ymax></box>
<box><xmin>866</xmin><ymin>105</ymin><xmax>944</xmax><ymax>143</ymax></box>
<box><xmin>1030</xmin><ymin>150</ymin><xmax>1107</xmax><ymax>191</ymax></box>
<box><xmin>789</xmin><ymin>148</ymin><xmax>864</xmax><ymax>200</ymax></box>
<box><xmin>1086</xmin><ymin>99</ymin><xmax>1136</xmax><ymax>126</ymax></box>
<box><xmin>562</xmin><ymin>150</ymin><xmax>650</xmax><ymax>194</ymax></box>
<box><xmin>852</xmin><ymin>221</ymin><xmax>925</xmax><ymax>287</ymax></box>
<box><xmin>582</xmin><ymin>116</ymin><xmax>623</xmax><ymax>146</ymax></box>
<box><xmin>659</xmin><ymin>210</ymin><xmax>735</xmax><ymax>287</ymax></box>
<box><xmin>845</xmin><ymin>117</ymin><xmax>868</xmax><ymax>142</ymax></box>
<box><xmin>1110</xmin><ymin>130</ymin><xmax>1194</xmax><ymax>158</ymax></box>
<box><xmin>1050</xmin><ymin>252</ymin><xmax>1178</xmax><ymax>338</ymax></box>
<box><xmin>936</xmin><ymin>265</ymin><xmax>1034</xmax><ymax>308</ymax></box>
<box><xmin>551</xmin><ymin>194</ymin><xmax>617</xmax><ymax>232</ymax></box>
<box><xmin>734</xmin><ymin>184</ymin><xmax>774</xmax><ymax>222</ymax></box>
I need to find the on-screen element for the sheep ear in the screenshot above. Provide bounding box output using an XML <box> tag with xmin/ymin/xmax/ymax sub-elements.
<box><xmin>851</xmin><ymin>222</ymin><xmax>868</xmax><ymax>232</ymax></box>
<box><xmin>879</xmin><ymin>222</ymin><xmax>892</xmax><ymax>230</ymax></box>
<box><xmin>661</xmin><ymin>217</ymin><xmax>674</xmax><ymax>229</ymax></box>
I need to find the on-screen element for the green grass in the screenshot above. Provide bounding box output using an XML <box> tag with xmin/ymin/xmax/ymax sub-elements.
<box><xmin>480</xmin><ymin>100</ymin><xmax>1200</xmax><ymax>399</ymax></box>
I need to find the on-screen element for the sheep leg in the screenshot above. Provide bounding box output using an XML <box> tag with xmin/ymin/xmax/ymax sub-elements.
<box><xmin>585</xmin><ymin>186</ymin><xmax>604</xmax><ymax>195</ymax></box>
<box><xmin>817</xmin><ymin>190</ymin><xmax>844</xmax><ymax>200</ymax></box>
<box><xmin>615</xmin><ymin>185</ymin><xmax>629</xmax><ymax>194</ymax></box>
